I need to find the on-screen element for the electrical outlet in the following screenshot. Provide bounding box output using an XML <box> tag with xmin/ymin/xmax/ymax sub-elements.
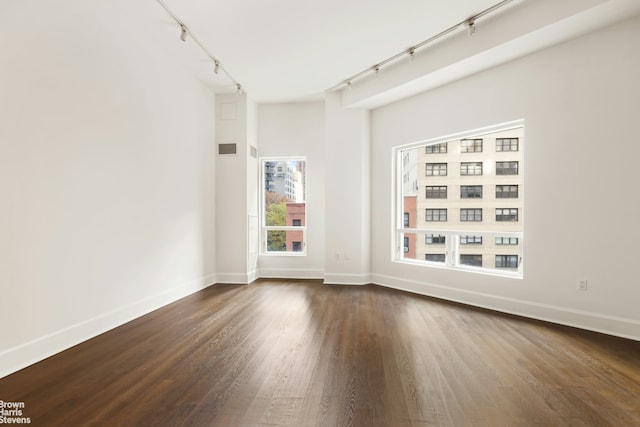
<box><xmin>577</xmin><ymin>279</ymin><xmax>588</xmax><ymax>291</ymax></box>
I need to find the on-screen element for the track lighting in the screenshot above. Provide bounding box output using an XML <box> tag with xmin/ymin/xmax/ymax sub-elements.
<box><xmin>328</xmin><ymin>0</ymin><xmax>513</xmax><ymax>93</ymax></box>
<box><xmin>467</xmin><ymin>19</ymin><xmax>476</xmax><ymax>36</ymax></box>
<box><xmin>180</xmin><ymin>24</ymin><xmax>188</xmax><ymax>42</ymax></box>
<box><xmin>156</xmin><ymin>0</ymin><xmax>244</xmax><ymax>94</ymax></box>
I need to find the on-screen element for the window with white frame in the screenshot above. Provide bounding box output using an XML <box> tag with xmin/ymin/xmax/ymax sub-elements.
<box><xmin>261</xmin><ymin>158</ymin><xmax>306</xmax><ymax>255</ymax></box>
<box><xmin>395</xmin><ymin>122</ymin><xmax>524</xmax><ymax>277</ymax></box>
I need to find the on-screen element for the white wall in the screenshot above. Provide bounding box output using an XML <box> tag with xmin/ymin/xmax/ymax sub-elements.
<box><xmin>324</xmin><ymin>93</ymin><xmax>371</xmax><ymax>285</ymax></box>
<box><xmin>0</xmin><ymin>2</ymin><xmax>217</xmax><ymax>377</ymax></box>
<box><xmin>257</xmin><ymin>103</ymin><xmax>325</xmax><ymax>278</ymax></box>
<box><xmin>370</xmin><ymin>15</ymin><xmax>640</xmax><ymax>339</ymax></box>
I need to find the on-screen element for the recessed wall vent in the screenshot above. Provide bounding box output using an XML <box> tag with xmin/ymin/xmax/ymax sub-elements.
<box><xmin>218</xmin><ymin>143</ymin><xmax>237</xmax><ymax>155</ymax></box>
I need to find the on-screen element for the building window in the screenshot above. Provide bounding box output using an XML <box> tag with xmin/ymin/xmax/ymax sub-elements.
<box><xmin>496</xmin><ymin>208</ymin><xmax>518</xmax><ymax>222</ymax></box>
<box><xmin>426</xmin><ymin>186</ymin><xmax>447</xmax><ymax>199</ymax></box>
<box><xmin>404</xmin><ymin>213</ymin><xmax>409</xmax><ymax>227</ymax></box>
<box><xmin>425</xmin><ymin>142</ymin><xmax>447</xmax><ymax>154</ymax></box>
<box><xmin>496</xmin><ymin>185</ymin><xmax>518</xmax><ymax>198</ymax></box>
<box><xmin>496</xmin><ymin>255</ymin><xmax>518</xmax><ymax>268</ymax></box>
<box><xmin>460</xmin><ymin>162</ymin><xmax>482</xmax><ymax>176</ymax></box>
<box><xmin>262</xmin><ymin>158</ymin><xmax>306</xmax><ymax>255</ymax></box>
<box><xmin>461</xmin><ymin>208</ymin><xmax>482</xmax><ymax>222</ymax></box>
<box><xmin>426</xmin><ymin>163</ymin><xmax>447</xmax><ymax>176</ymax></box>
<box><xmin>426</xmin><ymin>234</ymin><xmax>446</xmax><ymax>244</ymax></box>
<box><xmin>496</xmin><ymin>138</ymin><xmax>519</xmax><ymax>152</ymax></box>
<box><xmin>426</xmin><ymin>209</ymin><xmax>447</xmax><ymax>222</ymax></box>
<box><xmin>426</xmin><ymin>254</ymin><xmax>446</xmax><ymax>263</ymax></box>
<box><xmin>403</xmin><ymin>237</ymin><xmax>409</xmax><ymax>252</ymax></box>
<box><xmin>460</xmin><ymin>254</ymin><xmax>482</xmax><ymax>267</ymax></box>
<box><xmin>461</xmin><ymin>138</ymin><xmax>483</xmax><ymax>153</ymax></box>
<box><xmin>496</xmin><ymin>161</ymin><xmax>519</xmax><ymax>175</ymax></box>
<box><xmin>460</xmin><ymin>235</ymin><xmax>482</xmax><ymax>244</ymax></box>
<box><xmin>496</xmin><ymin>237</ymin><xmax>518</xmax><ymax>245</ymax></box>
<box><xmin>461</xmin><ymin>185</ymin><xmax>482</xmax><ymax>199</ymax></box>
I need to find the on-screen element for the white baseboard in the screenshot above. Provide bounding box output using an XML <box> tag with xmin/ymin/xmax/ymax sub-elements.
<box><xmin>257</xmin><ymin>268</ymin><xmax>324</xmax><ymax>280</ymax></box>
<box><xmin>247</xmin><ymin>269</ymin><xmax>258</xmax><ymax>284</ymax></box>
<box><xmin>371</xmin><ymin>273</ymin><xmax>640</xmax><ymax>341</ymax></box>
<box><xmin>215</xmin><ymin>272</ymin><xmax>253</xmax><ymax>284</ymax></box>
<box><xmin>0</xmin><ymin>274</ymin><xmax>217</xmax><ymax>379</ymax></box>
<box><xmin>323</xmin><ymin>273</ymin><xmax>371</xmax><ymax>285</ymax></box>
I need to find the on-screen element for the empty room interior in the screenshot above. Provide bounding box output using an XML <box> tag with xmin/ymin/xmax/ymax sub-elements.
<box><xmin>1</xmin><ymin>0</ymin><xmax>640</xmax><ymax>425</ymax></box>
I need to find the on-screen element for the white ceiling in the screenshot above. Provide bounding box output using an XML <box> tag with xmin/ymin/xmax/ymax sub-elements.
<box><xmin>155</xmin><ymin>0</ymin><xmax>505</xmax><ymax>103</ymax></box>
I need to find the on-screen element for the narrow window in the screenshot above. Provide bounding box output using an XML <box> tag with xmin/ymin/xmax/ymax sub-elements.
<box><xmin>262</xmin><ymin>158</ymin><xmax>306</xmax><ymax>255</ymax></box>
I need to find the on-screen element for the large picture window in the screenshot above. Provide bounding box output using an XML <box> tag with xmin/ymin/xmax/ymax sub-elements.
<box><xmin>395</xmin><ymin>122</ymin><xmax>524</xmax><ymax>277</ymax></box>
<box><xmin>261</xmin><ymin>158</ymin><xmax>306</xmax><ymax>255</ymax></box>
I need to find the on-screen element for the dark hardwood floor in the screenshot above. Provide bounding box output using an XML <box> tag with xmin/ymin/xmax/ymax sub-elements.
<box><xmin>1</xmin><ymin>279</ymin><xmax>639</xmax><ymax>426</ymax></box>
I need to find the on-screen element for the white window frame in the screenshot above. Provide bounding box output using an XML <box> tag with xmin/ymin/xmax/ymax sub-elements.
<box><xmin>392</xmin><ymin>120</ymin><xmax>524</xmax><ymax>278</ymax></box>
<box><xmin>260</xmin><ymin>157</ymin><xmax>307</xmax><ymax>256</ymax></box>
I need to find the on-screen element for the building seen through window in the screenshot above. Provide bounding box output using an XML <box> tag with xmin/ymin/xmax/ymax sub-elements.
<box><xmin>398</xmin><ymin>124</ymin><xmax>523</xmax><ymax>275</ymax></box>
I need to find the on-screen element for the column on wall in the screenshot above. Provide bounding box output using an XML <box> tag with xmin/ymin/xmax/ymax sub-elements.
<box><xmin>215</xmin><ymin>93</ymin><xmax>258</xmax><ymax>284</ymax></box>
<box><xmin>324</xmin><ymin>92</ymin><xmax>371</xmax><ymax>285</ymax></box>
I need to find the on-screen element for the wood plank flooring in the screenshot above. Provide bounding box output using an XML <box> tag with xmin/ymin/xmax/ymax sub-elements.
<box><xmin>1</xmin><ymin>279</ymin><xmax>639</xmax><ymax>426</ymax></box>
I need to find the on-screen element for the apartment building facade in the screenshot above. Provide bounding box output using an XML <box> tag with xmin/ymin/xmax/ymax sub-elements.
<box><xmin>405</xmin><ymin>127</ymin><xmax>524</xmax><ymax>272</ymax></box>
